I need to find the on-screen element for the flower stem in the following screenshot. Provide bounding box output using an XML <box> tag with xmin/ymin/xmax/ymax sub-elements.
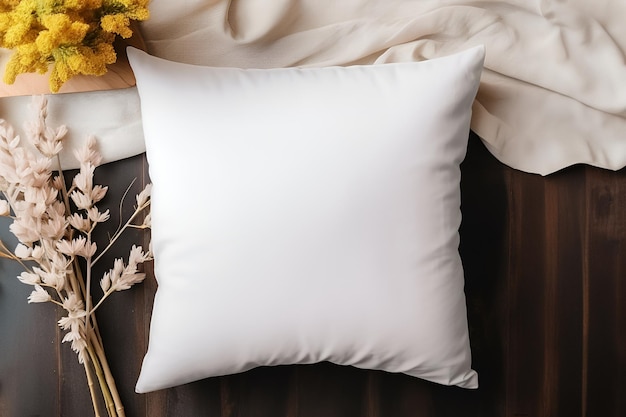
<box><xmin>85</xmin><ymin>250</ymin><xmax>93</xmax><ymax>326</ymax></box>
<box><xmin>56</xmin><ymin>154</ymin><xmax>72</xmax><ymax>215</ymax></box>
<box><xmin>92</xmin><ymin>201</ymin><xmax>149</xmax><ymax>266</ymax></box>
<box><xmin>56</xmin><ymin>157</ymin><xmax>85</xmax><ymax>300</ymax></box>
<box><xmin>90</xmin><ymin>329</ymin><xmax>125</xmax><ymax>417</ymax></box>
<box><xmin>89</xmin><ymin>288</ymin><xmax>114</xmax><ymax>316</ymax></box>
<box><xmin>86</xmin><ymin>338</ymin><xmax>117</xmax><ymax>417</ymax></box>
<box><xmin>83</xmin><ymin>351</ymin><xmax>103</xmax><ymax>417</ymax></box>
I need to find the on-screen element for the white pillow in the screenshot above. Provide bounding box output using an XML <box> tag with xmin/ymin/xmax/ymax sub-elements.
<box><xmin>128</xmin><ymin>45</ymin><xmax>484</xmax><ymax>393</ymax></box>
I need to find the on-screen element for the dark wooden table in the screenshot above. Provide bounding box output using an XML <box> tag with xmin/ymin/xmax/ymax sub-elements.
<box><xmin>1</xmin><ymin>133</ymin><xmax>625</xmax><ymax>416</ymax></box>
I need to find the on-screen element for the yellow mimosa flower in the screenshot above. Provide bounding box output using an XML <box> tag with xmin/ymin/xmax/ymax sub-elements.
<box><xmin>0</xmin><ymin>0</ymin><xmax>150</xmax><ymax>92</ymax></box>
<box><xmin>100</xmin><ymin>14</ymin><xmax>132</xmax><ymax>38</ymax></box>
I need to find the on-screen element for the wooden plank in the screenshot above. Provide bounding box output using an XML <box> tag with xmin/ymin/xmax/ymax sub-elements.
<box><xmin>291</xmin><ymin>363</ymin><xmax>369</xmax><ymax>417</ymax></box>
<box><xmin>459</xmin><ymin>133</ymin><xmax>511</xmax><ymax>417</ymax></box>
<box><xmin>505</xmin><ymin>168</ymin><xmax>548</xmax><ymax>417</ymax></box>
<box><xmin>584</xmin><ymin>166</ymin><xmax>626</xmax><ymax>417</ymax></box>
<box><xmin>543</xmin><ymin>169</ymin><xmax>585</xmax><ymax>417</ymax></box>
<box><xmin>0</xmin><ymin>154</ymin><xmax>151</xmax><ymax>416</ymax></box>
<box><xmin>377</xmin><ymin>372</ymin><xmax>437</xmax><ymax>416</ymax></box>
<box><xmin>0</xmin><ymin>249</ymin><xmax>60</xmax><ymax>416</ymax></box>
<box><xmin>504</xmin><ymin>163</ymin><xmax>586</xmax><ymax>417</ymax></box>
<box><xmin>143</xmin><ymin>377</ymin><xmax>223</xmax><ymax>417</ymax></box>
<box><xmin>3</xmin><ymin>135</ymin><xmax>626</xmax><ymax>416</ymax></box>
<box><xmin>217</xmin><ymin>366</ymin><xmax>296</xmax><ymax>417</ymax></box>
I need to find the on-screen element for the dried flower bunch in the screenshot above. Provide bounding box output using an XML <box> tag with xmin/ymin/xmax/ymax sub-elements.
<box><xmin>0</xmin><ymin>0</ymin><xmax>150</xmax><ymax>92</ymax></box>
<box><xmin>0</xmin><ymin>95</ymin><xmax>151</xmax><ymax>417</ymax></box>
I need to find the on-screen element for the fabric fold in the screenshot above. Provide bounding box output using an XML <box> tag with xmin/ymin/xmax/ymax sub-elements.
<box><xmin>2</xmin><ymin>0</ymin><xmax>624</xmax><ymax>175</ymax></box>
<box><xmin>0</xmin><ymin>87</ymin><xmax>144</xmax><ymax>170</ymax></box>
<box><xmin>138</xmin><ymin>0</ymin><xmax>626</xmax><ymax>175</ymax></box>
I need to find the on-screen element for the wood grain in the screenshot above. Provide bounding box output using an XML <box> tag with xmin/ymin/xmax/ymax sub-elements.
<box><xmin>1</xmin><ymin>133</ymin><xmax>626</xmax><ymax>416</ymax></box>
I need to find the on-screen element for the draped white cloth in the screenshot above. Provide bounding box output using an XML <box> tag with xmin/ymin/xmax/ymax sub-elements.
<box><xmin>3</xmin><ymin>0</ymin><xmax>626</xmax><ymax>175</ymax></box>
<box><xmin>0</xmin><ymin>89</ymin><xmax>144</xmax><ymax>170</ymax></box>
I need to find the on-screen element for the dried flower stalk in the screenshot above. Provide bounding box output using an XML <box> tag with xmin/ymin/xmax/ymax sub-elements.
<box><xmin>0</xmin><ymin>95</ymin><xmax>152</xmax><ymax>417</ymax></box>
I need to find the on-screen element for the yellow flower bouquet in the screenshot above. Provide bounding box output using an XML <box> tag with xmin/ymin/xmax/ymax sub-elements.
<box><xmin>0</xmin><ymin>0</ymin><xmax>149</xmax><ymax>93</ymax></box>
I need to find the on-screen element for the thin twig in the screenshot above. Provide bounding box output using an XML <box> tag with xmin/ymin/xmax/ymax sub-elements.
<box><xmin>83</xmin><ymin>352</ymin><xmax>103</xmax><ymax>417</ymax></box>
<box><xmin>89</xmin><ymin>288</ymin><xmax>114</xmax><ymax>316</ymax></box>
<box><xmin>87</xmin><ymin>340</ymin><xmax>116</xmax><ymax>417</ymax></box>
<box><xmin>85</xmin><ymin>247</ymin><xmax>93</xmax><ymax>329</ymax></box>
<box><xmin>115</xmin><ymin>179</ymin><xmax>136</xmax><ymax>238</ymax></box>
<box><xmin>92</xmin><ymin>200</ymin><xmax>150</xmax><ymax>266</ymax></box>
<box><xmin>90</xmin><ymin>331</ymin><xmax>125</xmax><ymax>417</ymax></box>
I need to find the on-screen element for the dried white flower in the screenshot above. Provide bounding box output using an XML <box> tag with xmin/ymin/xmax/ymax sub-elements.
<box><xmin>31</xmin><ymin>245</ymin><xmax>45</xmax><ymax>260</ymax></box>
<box><xmin>62</xmin><ymin>329</ymin><xmax>88</xmax><ymax>364</ymax></box>
<box><xmin>14</xmin><ymin>243</ymin><xmax>32</xmax><ymax>259</ymax></box>
<box><xmin>1</xmin><ymin>97</ymin><xmax>153</xmax><ymax>398</ymax></box>
<box><xmin>0</xmin><ymin>177</ymin><xmax>9</xmax><ymax>192</ymax></box>
<box><xmin>48</xmin><ymin>200</ymin><xmax>66</xmax><ymax>218</ymax></box>
<box><xmin>41</xmin><ymin>213</ymin><xmax>67</xmax><ymax>241</ymax></box>
<box><xmin>68</xmin><ymin>213</ymin><xmax>91</xmax><ymax>232</ymax></box>
<box><xmin>27</xmin><ymin>285</ymin><xmax>51</xmax><ymax>303</ymax></box>
<box><xmin>0</xmin><ymin>199</ymin><xmax>10</xmax><ymax>216</ymax></box>
<box><xmin>103</xmin><ymin>246</ymin><xmax>150</xmax><ymax>292</ymax></box>
<box><xmin>74</xmin><ymin>164</ymin><xmax>95</xmax><ymax>194</ymax></box>
<box><xmin>51</xmin><ymin>175</ymin><xmax>64</xmax><ymax>191</ymax></box>
<box><xmin>100</xmin><ymin>272</ymin><xmax>111</xmax><ymax>293</ymax></box>
<box><xmin>10</xmin><ymin>216</ymin><xmax>40</xmax><ymax>244</ymax></box>
<box><xmin>70</xmin><ymin>190</ymin><xmax>92</xmax><ymax>210</ymax></box>
<box><xmin>90</xmin><ymin>185</ymin><xmax>108</xmax><ymax>204</ymax></box>
<box><xmin>58</xmin><ymin>311</ymin><xmax>87</xmax><ymax>331</ymax></box>
<box><xmin>57</xmin><ymin>237</ymin><xmax>87</xmax><ymax>257</ymax></box>
<box><xmin>28</xmin><ymin>95</ymin><xmax>47</xmax><ymax>119</ymax></box>
<box><xmin>141</xmin><ymin>213</ymin><xmax>151</xmax><ymax>228</ymax></box>
<box><xmin>26</xmin><ymin>96</ymin><xmax>66</xmax><ymax>158</ymax></box>
<box><xmin>62</xmin><ymin>330</ymin><xmax>82</xmax><ymax>343</ymax></box>
<box><xmin>58</xmin><ymin>293</ymin><xmax>88</xmax><ymax>363</ymax></box>
<box><xmin>77</xmin><ymin>241</ymin><xmax>97</xmax><ymax>258</ymax></box>
<box><xmin>61</xmin><ymin>292</ymin><xmax>84</xmax><ymax>314</ymax></box>
<box><xmin>87</xmin><ymin>207</ymin><xmax>109</xmax><ymax>224</ymax></box>
<box><xmin>54</xmin><ymin>125</ymin><xmax>68</xmax><ymax>142</ymax></box>
<box><xmin>27</xmin><ymin>157</ymin><xmax>52</xmax><ymax>187</ymax></box>
<box><xmin>29</xmin><ymin>265</ymin><xmax>65</xmax><ymax>290</ymax></box>
<box><xmin>23</xmin><ymin>187</ymin><xmax>57</xmax><ymax>215</ymax></box>
<box><xmin>49</xmin><ymin>251</ymin><xmax>69</xmax><ymax>273</ymax></box>
<box><xmin>0</xmin><ymin>122</ymin><xmax>14</xmax><ymax>142</ymax></box>
<box><xmin>129</xmin><ymin>245</ymin><xmax>151</xmax><ymax>264</ymax></box>
<box><xmin>18</xmin><ymin>271</ymin><xmax>40</xmax><ymax>285</ymax></box>
<box><xmin>136</xmin><ymin>184</ymin><xmax>152</xmax><ymax>207</ymax></box>
<box><xmin>74</xmin><ymin>136</ymin><xmax>102</xmax><ymax>167</ymax></box>
<box><xmin>35</xmin><ymin>130</ymin><xmax>65</xmax><ymax>158</ymax></box>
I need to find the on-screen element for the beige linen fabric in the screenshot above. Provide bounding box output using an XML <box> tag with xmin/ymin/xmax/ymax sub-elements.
<box><xmin>141</xmin><ymin>0</ymin><xmax>626</xmax><ymax>175</ymax></box>
<box><xmin>1</xmin><ymin>1</ymin><xmax>624</xmax><ymax>174</ymax></box>
<box><xmin>0</xmin><ymin>87</ymin><xmax>144</xmax><ymax>170</ymax></box>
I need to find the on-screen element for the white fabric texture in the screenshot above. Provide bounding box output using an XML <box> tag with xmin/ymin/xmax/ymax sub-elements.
<box><xmin>0</xmin><ymin>88</ymin><xmax>144</xmax><ymax>170</ymax></box>
<box><xmin>129</xmin><ymin>45</ymin><xmax>484</xmax><ymax>393</ymax></box>
<box><xmin>138</xmin><ymin>0</ymin><xmax>626</xmax><ymax>175</ymax></box>
<box><xmin>3</xmin><ymin>1</ymin><xmax>623</xmax><ymax>174</ymax></box>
